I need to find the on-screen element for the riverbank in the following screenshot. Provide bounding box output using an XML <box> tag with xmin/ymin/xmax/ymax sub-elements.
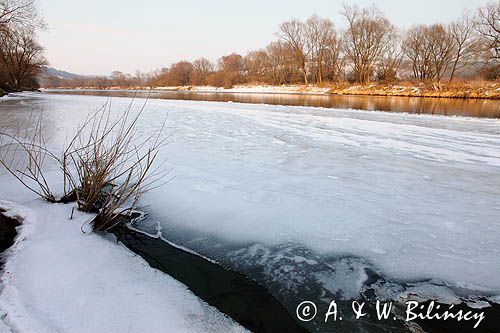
<box><xmin>0</xmin><ymin>201</ymin><xmax>246</xmax><ymax>333</ymax></box>
<box><xmin>43</xmin><ymin>82</ymin><xmax>500</xmax><ymax>99</ymax></box>
<box><xmin>0</xmin><ymin>87</ymin><xmax>41</xmax><ymax>98</ymax></box>
<box><xmin>157</xmin><ymin>82</ymin><xmax>500</xmax><ymax>99</ymax></box>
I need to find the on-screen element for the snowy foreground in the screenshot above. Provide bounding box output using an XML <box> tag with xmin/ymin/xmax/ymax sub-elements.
<box><xmin>1</xmin><ymin>92</ymin><xmax>500</xmax><ymax>321</ymax></box>
<box><xmin>0</xmin><ymin>200</ymin><xmax>246</xmax><ymax>333</ymax></box>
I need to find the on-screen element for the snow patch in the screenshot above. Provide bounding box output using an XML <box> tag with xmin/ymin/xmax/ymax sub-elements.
<box><xmin>0</xmin><ymin>201</ymin><xmax>246</xmax><ymax>333</ymax></box>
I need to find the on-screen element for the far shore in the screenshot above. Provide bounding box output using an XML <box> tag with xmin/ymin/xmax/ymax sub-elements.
<box><xmin>42</xmin><ymin>83</ymin><xmax>500</xmax><ymax>100</ymax></box>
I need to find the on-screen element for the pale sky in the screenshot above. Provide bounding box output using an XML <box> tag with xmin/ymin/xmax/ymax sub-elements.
<box><xmin>38</xmin><ymin>0</ymin><xmax>491</xmax><ymax>75</ymax></box>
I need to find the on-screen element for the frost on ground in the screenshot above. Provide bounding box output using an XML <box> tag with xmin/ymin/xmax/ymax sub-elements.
<box><xmin>0</xmin><ymin>200</ymin><xmax>246</xmax><ymax>333</ymax></box>
<box><xmin>1</xmin><ymin>92</ymin><xmax>500</xmax><ymax>307</ymax></box>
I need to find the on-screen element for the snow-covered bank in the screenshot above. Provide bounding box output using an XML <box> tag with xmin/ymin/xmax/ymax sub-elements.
<box><xmin>0</xmin><ymin>200</ymin><xmax>246</xmax><ymax>333</ymax></box>
<box><xmin>49</xmin><ymin>82</ymin><xmax>500</xmax><ymax>99</ymax></box>
<box><xmin>158</xmin><ymin>83</ymin><xmax>500</xmax><ymax>98</ymax></box>
<box><xmin>155</xmin><ymin>85</ymin><xmax>332</xmax><ymax>95</ymax></box>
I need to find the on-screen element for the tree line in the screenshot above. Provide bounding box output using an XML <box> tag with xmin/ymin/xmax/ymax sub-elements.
<box><xmin>0</xmin><ymin>0</ymin><xmax>46</xmax><ymax>92</ymax></box>
<box><xmin>41</xmin><ymin>1</ymin><xmax>500</xmax><ymax>89</ymax></box>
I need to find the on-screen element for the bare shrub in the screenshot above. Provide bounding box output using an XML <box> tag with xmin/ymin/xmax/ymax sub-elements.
<box><xmin>63</xmin><ymin>100</ymin><xmax>170</xmax><ymax>231</ymax></box>
<box><xmin>0</xmin><ymin>99</ymin><xmax>170</xmax><ymax>231</ymax></box>
<box><xmin>479</xmin><ymin>63</ymin><xmax>500</xmax><ymax>80</ymax></box>
<box><xmin>0</xmin><ymin>110</ymin><xmax>57</xmax><ymax>201</ymax></box>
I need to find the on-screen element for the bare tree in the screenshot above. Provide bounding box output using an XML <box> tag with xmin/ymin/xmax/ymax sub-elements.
<box><xmin>448</xmin><ymin>14</ymin><xmax>481</xmax><ymax>82</ymax></box>
<box><xmin>305</xmin><ymin>15</ymin><xmax>338</xmax><ymax>84</ymax></box>
<box><xmin>266</xmin><ymin>40</ymin><xmax>301</xmax><ymax>84</ymax></box>
<box><xmin>403</xmin><ymin>25</ymin><xmax>432</xmax><ymax>80</ymax></box>
<box><xmin>132</xmin><ymin>70</ymin><xmax>147</xmax><ymax>86</ymax></box>
<box><xmin>376</xmin><ymin>31</ymin><xmax>403</xmax><ymax>83</ymax></box>
<box><xmin>403</xmin><ymin>24</ymin><xmax>455</xmax><ymax>84</ymax></box>
<box><xmin>218</xmin><ymin>53</ymin><xmax>245</xmax><ymax>87</ymax></box>
<box><xmin>278</xmin><ymin>19</ymin><xmax>310</xmax><ymax>84</ymax></box>
<box><xmin>341</xmin><ymin>4</ymin><xmax>395</xmax><ymax>85</ymax></box>
<box><xmin>475</xmin><ymin>0</ymin><xmax>500</xmax><ymax>63</ymax></box>
<box><xmin>110</xmin><ymin>70</ymin><xmax>128</xmax><ymax>86</ymax></box>
<box><xmin>0</xmin><ymin>28</ymin><xmax>46</xmax><ymax>88</ymax></box>
<box><xmin>244</xmin><ymin>40</ymin><xmax>308</xmax><ymax>85</ymax></box>
<box><xmin>0</xmin><ymin>0</ymin><xmax>43</xmax><ymax>34</ymax></box>
<box><xmin>428</xmin><ymin>24</ymin><xmax>455</xmax><ymax>83</ymax></box>
<box><xmin>192</xmin><ymin>57</ymin><xmax>214</xmax><ymax>85</ymax></box>
<box><xmin>244</xmin><ymin>49</ymin><xmax>270</xmax><ymax>83</ymax></box>
<box><xmin>168</xmin><ymin>61</ymin><xmax>193</xmax><ymax>86</ymax></box>
<box><xmin>322</xmin><ymin>34</ymin><xmax>344</xmax><ymax>82</ymax></box>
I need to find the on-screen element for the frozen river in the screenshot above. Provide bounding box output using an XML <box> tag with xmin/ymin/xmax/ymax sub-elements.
<box><xmin>1</xmin><ymin>92</ymin><xmax>499</xmax><ymax>330</ymax></box>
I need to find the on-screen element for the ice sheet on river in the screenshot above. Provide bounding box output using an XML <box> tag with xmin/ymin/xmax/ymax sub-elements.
<box><xmin>2</xmin><ymin>92</ymin><xmax>500</xmax><ymax>301</ymax></box>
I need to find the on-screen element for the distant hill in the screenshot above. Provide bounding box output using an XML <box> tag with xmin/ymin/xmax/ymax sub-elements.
<box><xmin>39</xmin><ymin>67</ymin><xmax>94</xmax><ymax>80</ymax></box>
<box><xmin>38</xmin><ymin>67</ymin><xmax>101</xmax><ymax>87</ymax></box>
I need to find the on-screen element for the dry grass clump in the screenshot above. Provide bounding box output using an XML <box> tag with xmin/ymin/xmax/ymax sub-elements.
<box><xmin>0</xmin><ymin>99</ymin><xmax>170</xmax><ymax>231</ymax></box>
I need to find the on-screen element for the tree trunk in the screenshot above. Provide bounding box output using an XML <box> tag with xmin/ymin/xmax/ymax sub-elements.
<box><xmin>448</xmin><ymin>52</ymin><xmax>460</xmax><ymax>84</ymax></box>
<box><xmin>302</xmin><ymin>59</ymin><xmax>309</xmax><ymax>85</ymax></box>
<box><xmin>317</xmin><ymin>53</ymin><xmax>322</xmax><ymax>83</ymax></box>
